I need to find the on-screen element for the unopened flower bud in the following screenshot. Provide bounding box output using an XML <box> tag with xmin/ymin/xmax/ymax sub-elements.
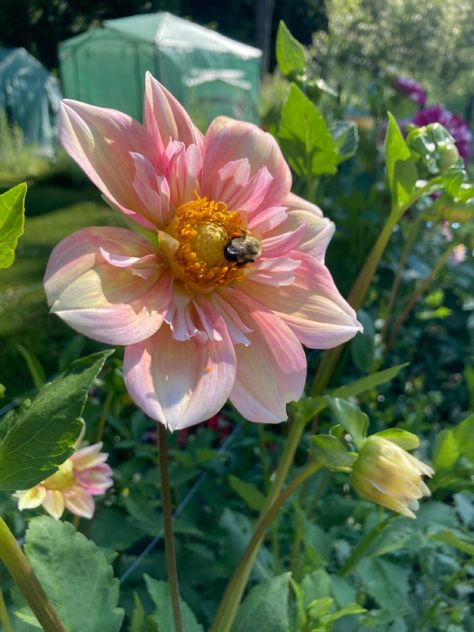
<box><xmin>350</xmin><ymin>436</ymin><xmax>434</xmax><ymax>518</ymax></box>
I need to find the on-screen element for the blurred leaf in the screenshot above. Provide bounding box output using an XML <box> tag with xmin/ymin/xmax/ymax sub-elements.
<box><xmin>0</xmin><ymin>384</ymin><xmax>4</xmax><ymax>399</ymax></box>
<box><xmin>331</xmin><ymin>363</ymin><xmax>409</xmax><ymax>399</ymax></box>
<box><xmin>329</xmin><ymin>602</ymin><xmax>366</xmax><ymax>621</ymax></box>
<box><xmin>290</xmin><ymin>396</ymin><xmax>327</xmax><ymax>423</ymax></box>
<box><xmin>328</xmin><ymin>398</ymin><xmax>368</xmax><ymax>449</ymax></box>
<box><xmin>307</xmin><ymin>596</ymin><xmax>333</xmax><ymax>620</ymax></box>
<box><xmin>0</xmin><ymin>350</ymin><xmax>112</xmax><ymax>490</ymax></box>
<box><xmin>301</xmin><ymin>569</ymin><xmax>332</xmax><ymax>608</ymax></box>
<box><xmin>454</xmin><ymin>414</ymin><xmax>474</xmax><ymax>460</ymax></box>
<box><xmin>330</xmin><ymin>120</ymin><xmax>359</xmax><ymax>163</ymax></box>
<box><xmin>279</xmin><ymin>84</ymin><xmax>338</xmax><ymax>176</ymax></box>
<box><xmin>232</xmin><ymin>573</ymin><xmax>291</xmax><ymax>632</ymax></box>
<box><xmin>350</xmin><ymin>310</ymin><xmax>375</xmax><ymax>372</ymax></box>
<box><xmin>310</xmin><ymin>434</ymin><xmax>356</xmax><ymax>472</ymax></box>
<box><xmin>22</xmin><ymin>517</ymin><xmax>124</xmax><ymax>632</ymax></box>
<box><xmin>129</xmin><ymin>594</ymin><xmax>146</xmax><ymax>632</ymax></box>
<box><xmin>373</xmin><ymin>428</ymin><xmax>419</xmax><ymax>450</ymax></box>
<box><xmin>428</xmin><ymin>194</ymin><xmax>474</xmax><ymax>223</ymax></box>
<box><xmin>406</xmin><ymin>122</ymin><xmax>463</xmax><ymax>176</ymax></box>
<box><xmin>228</xmin><ymin>475</ymin><xmax>265</xmax><ymax>511</ymax></box>
<box><xmin>429</xmin><ymin>529</ymin><xmax>474</xmax><ymax>556</ymax></box>
<box><xmin>145</xmin><ymin>576</ymin><xmax>204</xmax><ymax>632</ymax></box>
<box><xmin>16</xmin><ymin>344</ymin><xmax>46</xmax><ymax>391</ymax></box>
<box><xmin>276</xmin><ymin>21</ymin><xmax>306</xmax><ymax>77</ymax></box>
<box><xmin>356</xmin><ymin>558</ymin><xmax>409</xmax><ymax>615</ymax></box>
<box><xmin>0</xmin><ymin>182</ymin><xmax>26</xmax><ymax>269</ymax></box>
<box><xmin>433</xmin><ymin>428</ymin><xmax>459</xmax><ymax>470</ymax></box>
<box><xmin>384</xmin><ymin>113</ymin><xmax>417</xmax><ymax>212</ymax></box>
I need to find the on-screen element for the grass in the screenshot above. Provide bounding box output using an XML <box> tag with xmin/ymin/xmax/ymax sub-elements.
<box><xmin>0</xmin><ymin>177</ymin><xmax>122</xmax><ymax>400</ymax></box>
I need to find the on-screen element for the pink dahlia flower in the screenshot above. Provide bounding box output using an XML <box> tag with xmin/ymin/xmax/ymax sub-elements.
<box><xmin>45</xmin><ymin>73</ymin><xmax>362</xmax><ymax>430</ymax></box>
<box><xmin>392</xmin><ymin>76</ymin><xmax>427</xmax><ymax>107</ymax></box>
<box><xmin>15</xmin><ymin>442</ymin><xmax>113</xmax><ymax>519</ymax></box>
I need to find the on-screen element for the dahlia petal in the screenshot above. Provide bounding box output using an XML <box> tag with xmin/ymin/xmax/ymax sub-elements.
<box><xmin>124</xmin><ymin>323</ymin><xmax>236</xmax><ymax>431</ymax></box>
<box><xmin>221</xmin><ymin>289</ymin><xmax>306</xmax><ymax>423</ymax></box>
<box><xmin>247</xmin><ymin>206</ymin><xmax>288</xmax><ymax>235</ymax></box>
<box><xmin>60</xmin><ymin>100</ymin><xmax>159</xmax><ymax>226</ymax></box>
<box><xmin>44</xmin><ymin>227</ymin><xmax>172</xmax><ymax>345</ymax></box>
<box><xmin>75</xmin><ymin>465</ymin><xmax>113</xmax><ymax>495</ymax></box>
<box><xmin>240</xmin><ymin>253</ymin><xmax>362</xmax><ymax>349</ymax></box>
<box><xmin>144</xmin><ymin>72</ymin><xmax>203</xmax><ymax>159</ymax></box>
<box><xmin>266</xmin><ymin>193</ymin><xmax>335</xmax><ymax>262</ymax></box>
<box><xmin>250</xmin><ymin>257</ymin><xmax>301</xmax><ymax>286</ymax></box>
<box><xmin>165</xmin><ymin>141</ymin><xmax>202</xmax><ymax>207</ymax></box>
<box><xmin>17</xmin><ymin>485</ymin><xmax>46</xmax><ymax>510</ymax></box>
<box><xmin>129</xmin><ymin>152</ymin><xmax>172</xmax><ymax>226</ymax></box>
<box><xmin>213</xmin><ymin>159</ymin><xmax>251</xmax><ymax>202</ymax></box>
<box><xmin>209</xmin><ymin>293</ymin><xmax>253</xmax><ymax>346</ymax></box>
<box><xmin>70</xmin><ymin>442</ymin><xmax>108</xmax><ymax>470</ymax></box>
<box><xmin>261</xmin><ymin>223</ymin><xmax>309</xmax><ymax>258</ymax></box>
<box><xmin>43</xmin><ymin>490</ymin><xmax>65</xmax><ymax>520</ymax></box>
<box><xmin>64</xmin><ymin>487</ymin><xmax>95</xmax><ymax>519</ymax></box>
<box><xmin>201</xmin><ymin>117</ymin><xmax>291</xmax><ymax>213</ymax></box>
<box><xmin>224</xmin><ymin>166</ymin><xmax>274</xmax><ymax>213</ymax></box>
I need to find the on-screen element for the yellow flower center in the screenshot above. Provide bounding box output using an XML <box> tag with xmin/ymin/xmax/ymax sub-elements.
<box><xmin>167</xmin><ymin>197</ymin><xmax>259</xmax><ymax>293</ymax></box>
<box><xmin>43</xmin><ymin>460</ymin><xmax>74</xmax><ymax>491</ymax></box>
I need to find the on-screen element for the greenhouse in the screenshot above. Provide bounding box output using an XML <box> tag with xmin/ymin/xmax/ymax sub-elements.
<box><xmin>59</xmin><ymin>12</ymin><xmax>262</xmax><ymax>127</ymax></box>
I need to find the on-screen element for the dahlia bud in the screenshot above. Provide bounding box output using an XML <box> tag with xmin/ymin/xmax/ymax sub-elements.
<box><xmin>350</xmin><ymin>436</ymin><xmax>434</xmax><ymax>518</ymax></box>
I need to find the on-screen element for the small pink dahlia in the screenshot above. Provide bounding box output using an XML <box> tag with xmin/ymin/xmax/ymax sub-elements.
<box><xmin>15</xmin><ymin>442</ymin><xmax>113</xmax><ymax>519</ymax></box>
<box><xmin>45</xmin><ymin>73</ymin><xmax>361</xmax><ymax>430</ymax></box>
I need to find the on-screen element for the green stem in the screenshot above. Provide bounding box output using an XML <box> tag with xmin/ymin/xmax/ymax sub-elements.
<box><xmin>95</xmin><ymin>390</ymin><xmax>113</xmax><ymax>443</ymax></box>
<box><xmin>380</xmin><ymin>216</ymin><xmax>423</xmax><ymax>346</ymax></box>
<box><xmin>385</xmin><ymin>242</ymin><xmax>456</xmax><ymax>354</ymax></box>
<box><xmin>257</xmin><ymin>425</ymin><xmax>270</xmax><ymax>492</ymax></box>
<box><xmin>0</xmin><ymin>517</ymin><xmax>66</xmax><ymax>632</ymax></box>
<box><xmin>0</xmin><ymin>588</ymin><xmax>14</xmax><ymax>632</ymax></box>
<box><xmin>339</xmin><ymin>515</ymin><xmax>392</xmax><ymax>576</ymax></box>
<box><xmin>157</xmin><ymin>425</ymin><xmax>183</xmax><ymax>632</ymax></box>
<box><xmin>210</xmin><ymin>461</ymin><xmax>323</xmax><ymax>632</ymax></box>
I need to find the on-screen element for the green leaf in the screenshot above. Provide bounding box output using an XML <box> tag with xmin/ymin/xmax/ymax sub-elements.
<box><xmin>329</xmin><ymin>603</ymin><xmax>366</xmax><ymax>621</ymax></box>
<box><xmin>232</xmin><ymin>573</ymin><xmax>291</xmax><ymax>632</ymax></box>
<box><xmin>276</xmin><ymin>21</ymin><xmax>306</xmax><ymax>77</ymax></box>
<box><xmin>16</xmin><ymin>344</ymin><xmax>46</xmax><ymax>391</ymax></box>
<box><xmin>454</xmin><ymin>414</ymin><xmax>474</xmax><ymax>460</ymax></box>
<box><xmin>310</xmin><ymin>435</ymin><xmax>356</xmax><ymax>472</ymax></box>
<box><xmin>279</xmin><ymin>84</ymin><xmax>339</xmax><ymax>176</ymax></box>
<box><xmin>129</xmin><ymin>593</ymin><xmax>146</xmax><ymax>632</ymax></box>
<box><xmin>301</xmin><ymin>569</ymin><xmax>332</xmax><ymax>608</ymax></box>
<box><xmin>330</xmin><ymin>120</ymin><xmax>359</xmax><ymax>163</ymax></box>
<box><xmin>0</xmin><ymin>350</ymin><xmax>113</xmax><ymax>490</ymax></box>
<box><xmin>0</xmin><ymin>384</ymin><xmax>4</xmax><ymax>399</ymax></box>
<box><xmin>373</xmin><ymin>428</ymin><xmax>420</xmax><ymax>450</ymax></box>
<box><xmin>350</xmin><ymin>310</ymin><xmax>375</xmax><ymax>373</ymax></box>
<box><xmin>429</xmin><ymin>529</ymin><xmax>474</xmax><ymax>556</ymax></box>
<box><xmin>0</xmin><ymin>182</ymin><xmax>27</xmax><ymax>269</ymax></box>
<box><xmin>432</xmin><ymin>428</ymin><xmax>460</xmax><ymax>470</ymax></box>
<box><xmin>384</xmin><ymin>113</ymin><xmax>417</xmax><ymax>212</ymax></box>
<box><xmin>289</xmin><ymin>396</ymin><xmax>328</xmax><ymax>424</ymax></box>
<box><xmin>328</xmin><ymin>398</ymin><xmax>369</xmax><ymax>449</ymax></box>
<box><xmin>307</xmin><ymin>597</ymin><xmax>334</xmax><ymax>620</ymax></box>
<box><xmin>406</xmin><ymin>122</ymin><xmax>463</xmax><ymax>177</ymax></box>
<box><xmin>356</xmin><ymin>558</ymin><xmax>409</xmax><ymax>616</ymax></box>
<box><xmin>228</xmin><ymin>475</ymin><xmax>265</xmax><ymax>511</ymax></box>
<box><xmin>145</xmin><ymin>576</ymin><xmax>204</xmax><ymax>632</ymax></box>
<box><xmin>331</xmin><ymin>364</ymin><xmax>408</xmax><ymax>399</ymax></box>
<box><xmin>22</xmin><ymin>517</ymin><xmax>124</xmax><ymax>632</ymax></box>
<box><xmin>428</xmin><ymin>194</ymin><xmax>474</xmax><ymax>224</ymax></box>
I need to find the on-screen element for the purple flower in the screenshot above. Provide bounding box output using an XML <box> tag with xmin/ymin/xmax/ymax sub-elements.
<box><xmin>392</xmin><ymin>76</ymin><xmax>427</xmax><ymax>106</ymax></box>
<box><xmin>413</xmin><ymin>106</ymin><xmax>472</xmax><ymax>160</ymax></box>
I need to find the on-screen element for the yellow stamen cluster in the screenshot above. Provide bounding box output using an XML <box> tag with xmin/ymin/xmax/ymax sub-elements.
<box><xmin>168</xmin><ymin>197</ymin><xmax>247</xmax><ymax>293</ymax></box>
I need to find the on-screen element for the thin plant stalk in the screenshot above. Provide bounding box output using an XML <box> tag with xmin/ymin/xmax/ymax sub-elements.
<box><xmin>0</xmin><ymin>588</ymin><xmax>14</xmax><ymax>632</ymax></box>
<box><xmin>95</xmin><ymin>389</ymin><xmax>114</xmax><ymax>443</ymax></box>
<box><xmin>210</xmin><ymin>461</ymin><xmax>323</xmax><ymax>632</ymax></box>
<box><xmin>385</xmin><ymin>242</ymin><xmax>456</xmax><ymax>353</ymax></box>
<box><xmin>0</xmin><ymin>516</ymin><xmax>66</xmax><ymax>632</ymax></box>
<box><xmin>339</xmin><ymin>515</ymin><xmax>393</xmax><ymax>576</ymax></box>
<box><xmin>380</xmin><ymin>216</ymin><xmax>423</xmax><ymax>346</ymax></box>
<box><xmin>157</xmin><ymin>424</ymin><xmax>183</xmax><ymax>632</ymax></box>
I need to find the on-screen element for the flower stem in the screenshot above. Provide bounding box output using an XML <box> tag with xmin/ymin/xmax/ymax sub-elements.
<box><xmin>95</xmin><ymin>389</ymin><xmax>113</xmax><ymax>443</ymax></box>
<box><xmin>0</xmin><ymin>517</ymin><xmax>66</xmax><ymax>632</ymax></box>
<box><xmin>385</xmin><ymin>242</ymin><xmax>456</xmax><ymax>353</ymax></box>
<box><xmin>339</xmin><ymin>515</ymin><xmax>392</xmax><ymax>576</ymax></box>
<box><xmin>210</xmin><ymin>460</ymin><xmax>323</xmax><ymax>632</ymax></box>
<box><xmin>0</xmin><ymin>588</ymin><xmax>14</xmax><ymax>632</ymax></box>
<box><xmin>157</xmin><ymin>424</ymin><xmax>183</xmax><ymax>632</ymax></box>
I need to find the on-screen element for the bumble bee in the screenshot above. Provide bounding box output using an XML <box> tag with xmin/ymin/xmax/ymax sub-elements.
<box><xmin>224</xmin><ymin>231</ymin><xmax>261</xmax><ymax>266</ymax></box>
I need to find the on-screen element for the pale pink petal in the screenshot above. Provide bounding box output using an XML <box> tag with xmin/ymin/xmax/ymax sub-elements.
<box><xmin>240</xmin><ymin>253</ymin><xmax>362</xmax><ymax>349</ymax></box>
<box><xmin>212</xmin><ymin>159</ymin><xmax>251</xmax><ymax>202</ymax></box>
<box><xmin>220</xmin><ymin>165</ymin><xmax>275</xmax><ymax>213</ymax></box>
<box><xmin>70</xmin><ymin>442</ymin><xmax>107</xmax><ymax>470</ymax></box>
<box><xmin>249</xmin><ymin>257</ymin><xmax>301</xmax><ymax>286</ymax></box>
<box><xmin>207</xmin><ymin>293</ymin><xmax>253</xmax><ymax>346</ymax></box>
<box><xmin>75</xmin><ymin>465</ymin><xmax>113</xmax><ymax>495</ymax></box>
<box><xmin>124</xmin><ymin>323</ymin><xmax>236</xmax><ymax>431</ymax></box>
<box><xmin>220</xmin><ymin>289</ymin><xmax>306</xmax><ymax>423</ymax></box>
<box><xmin>265</xmin><ymin>193</ymin><xmax>335</xmax><ymax>262</ymax></box>
<box><xmin>164</xmin><ymin>141</ymin><xmax>202</xmax><ymax>207</ymax></box>
<box><xmin>64</xmin><ymin>487</ymin><xmax>95</xmax><ymax>519</ymax></box>
<box><xmin>144</xmin><ymin>72</ymin><xmax>203</xmax><ymax>160</ymax></box>
<box><xmin>129</xmin><ymin>152</ymin><xmax>172</xmax><ymax>226</ymax></box>
<box><xmin>17</xmin><ymin>486</ymin><xmax>46</xmax><ymax>510</ymax></box>
<box><xmin>42</xmin><ymin>490</ymin><xmax>65</xmax><ymax>520</ymax></box>
<box><xmin>44</xmin><ymin>227</ymin><xmax>172</xmax><ymax>345</ymax></box>
<box><xmin>60</xmin><ymin>100</ymin><xmax>160</xmax><ymax>228</ymax></box>
<box><xmin>247</xmin><ymin>206</ymin><xmax>288</xmax><ymax>235</ymax></box>
<box><xmin>201</xmin><ymin>117</ymin><xmax>291</xmax><ymax>214</ymax></box>
<box><xmin>261</xmin><ymin>223</ymin><xmax>309</xmax><ymax>258</ymax></box>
